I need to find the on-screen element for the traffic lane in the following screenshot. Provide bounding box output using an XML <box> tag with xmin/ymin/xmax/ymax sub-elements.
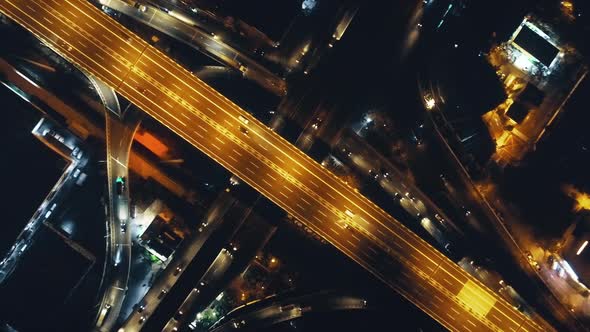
<box><xmin>116</xmin><ymin>75</ymin><xmax>404</xmax><ymax>269</ymax></box>
<box><xmin>5</xmin><ymin>0</ymin><xmax>132</xmax><ymax>88</ymax></box>
<box><xmin>124</xmin><ymin>3</ymin><xmax>284</xmax><ymax>94</ymax></box>
<box><xmin>133</xmin><ymin>44</ymin><xmax>417</xmax><ymax>229</ymax></box>
<box><xmin>130</xmin><ymin>49</ymin><xmax>447</xmax><ymax>279</ymax></box>
<box><xmin>67</xmin><ymin>0</ymin><xmax>148</xmax><ymax>50</ymax></box>
<box><xmin>8</xmin><ymin>1</ymin><xmax>552</xmax><ymax>330</ymax></box>
<box><xmin>162</xmin><ymin>288</ymin><xmax>200</xmax><ymax>332</ymax></box>
<box><xmin>120</xmin><ymin>68</ymin><xmax>332</xmax><ymax>215</ymax></box>
<box><xmin>5</xmin><ymin>0</ymin><xmax>426</xmax><ymax>326</ymax></box>
<box><xmin>110</xmin><ymin>126</ymin><xmax>136</xmax><ymax>165</ymax></box>
<box><xmin>108</xmin><ymin>0</ymin><xmax>285</xmax><ymax>90</ymax></box>
<box><xmin>119</xmin><ymin>74</ymin><xmax>444</xmax><ymax>279</ymax></box>
<box><xmin>444</xmin><ymin>257</ymin><xmax>552</xmax><ymax>332</ymax></box>
<box><xmin>355</xmin><ymin>242</ymin><xmax>504</xmax><ymax>332</ymax></box>
<box><xmin>347</xmin><ymin>215</ymin><xmax>441</xmax><ymax>273</ymax></box>
<box><xmin>111</xmin><ymin>24</ymin><xmax>540</xmax><ymax>332</ymax></box>
<box><xmin>122</xmin><ymin>65</ymin><xmax>472</xmax><ymax>304</ymax></box>
<box><xmin>203</xmin><ymin>249</ymin><xmax>233</xmax><ymax>281</ymax></box>
<box><xmin>29</xmin><ymin>0</ymin><xmax>141</xmax><ymax>69</ymax></box>
<box><xmin>6</xmin><ymin>0</ymin><xmax>494</xmax><ymax>314</ymax></box>
<box><xmin>333</xmin><ymin>228</ymin><xmax>498</xmax><ymax>332</ymax></box>
<box><xmin>436</xmin><ymin>258</ymin><xmax>531</xmax><ymax>330</ymax></box>
<box><xmin>118</xmin><ymin>75</ymin><xmax>357</xmax><ymax>237</ymax></box>
<box><xmin>486</xmin><ymin>306</ymin><xmax>525</xmax><ymax>332</ymax></box>
<box><xmin>519</xmin><ymin>316</ymin><xmax>552</xmax><ymax>332</ymax></box>
<box><xmin>122</xmin><ymin>202</ymin><xmax>230</xmax><ymax>329</ymax></box>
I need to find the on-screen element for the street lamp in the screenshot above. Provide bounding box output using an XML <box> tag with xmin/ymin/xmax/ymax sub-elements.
<box><xmin>425</xmin><ymin>96</ymin><xmax>436</xmax><ymax>110</ymax></box>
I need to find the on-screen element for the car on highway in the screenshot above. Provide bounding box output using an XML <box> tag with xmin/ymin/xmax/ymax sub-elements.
<box><xmin>311</xmin><ymin>117</ymin><xmax>323</xmax><ymax>130</ymax></box>
<box><xmin>116</xmin><ymin>176</ymin><xmax>125</xmax><ymax>195</ymax></box>
<box><xmin>130</xmin><ymin>204</ymin><xmax>137</xmax><ymax>219</ymax></box>
<box><xmin>158</xmin><ymin>289</ymin><xmax>168</xmax><ymax>299</ymax></box>
<box><xmin>341</xmin><ymin>148</ymin><xmax>352</xmax><ymax>157</ymax></box>
<box><xmin>121</xmin><ymin>222</ymin><xmax>127</xmax><ymax>233</ymax></box>
<box><xmin>71</xmin><ymin>147</ymin><xmax>82</xmax><ymax>159</ymax></box>
<box><xmin>232</xmin><ymin>320</ymin><xmax>246</xmax><ymax>328</ymax></box>
<box><xmin>524</xmin><ymin>251</ymin><xmax>541</xmax><ymax>271</ymax></box>
<box><xmin>42</xmin><ymin>129</ymin><xmax>65</xmax><ymax>143</ymax></box>
<box><xmin>405</xmin><ymin>192</ymin><xmax>417</xmax><ymax>201</ymax></box>
<box><xmin>173</xmin><ymin>264</ymin><xmax>183</xmax><ymax>276</ymax></box>
<box><xmin>134</xmin><ymin>2</ymin><xmax>148</xmax><ymax>12</ymax></box>
<box><xmin>444</xmin><ymin>243</ymin><xmax>455</xmax><ymax>255</ymax></box>
<box><xmin>238</xmin><ymin>115</ymin><xmax>249</xmax><ymax>125</ymax></box>
<box><xmin>239</xmin><ymin>126</ymin><xmax>249</xmax><ymax>135</ymax></box>
<box><xmin>54</xmin><ymin>132</ymin><xmax>65</xmax><ymax>143</ymax></box>
<box><xmin>410</xmin><ymin>123</ymin><xmax>424</xmax><ymax>146</ymax></box>
<box><xmin>462</xmin><ymin>206</ymin><xmax>472</xmax><ymax>216</ymax></box>
<box><xmin>114</xmin><ymin>247</ymin><xmax>122</xmax><ymax>266</ymax></box>
<box><xmin>97</xmin><ymin>304</ymin><xmax>112</xmax><ymax>327</ymax></box>
<box><xmin>368</xmin><ymin>169</ymin><xmax>380</xmax><ymax>180</ymax></box>
<box><xmin>434</xmin><ymin>213</ymin><xmax>444</xmax><ymax>223</ymax></box>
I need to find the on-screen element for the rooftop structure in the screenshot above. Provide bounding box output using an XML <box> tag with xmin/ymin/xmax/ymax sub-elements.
<box><xmin>512</xmin><ymin>21</ymin><xmax>560</xmax><ymax>68</ymax></box>
<box><xmin>484</xmin><ymin>15</ymin><xmax>587</xmax><ymax>166</ymax></box>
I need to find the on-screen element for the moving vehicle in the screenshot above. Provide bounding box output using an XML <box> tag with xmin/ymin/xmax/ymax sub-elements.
<box><xmin>434</xmin><ymin>213</ymin><xmax>444</xmax><ymax>223</ymax></box>
<box><xmin>97</xmin><ymin>304</ymin><xmax>112</xmax><ymax>327</ymax></box>
<box><xmin>71</xmin><ymin>147</ymin><xmax>82</xmax><ymax>159</ymax></box>
<box><xmin>174</xmin><ymin>264</ymin><xmax>183</xmax><ymax>276</ymax></box>
<box><xmin>158</xmin><ymin>289</ymin><xmax>168</xmax><ymax>299</ymax></box>
<box><xmin>238</xmin><ymin>115</ymin><xmax>249</xmax><ymax>125</ymax></box>
<box><xmin>116</xmin><ymin>176</ymin><xmax>125</xmax><ymax>195</ymax></box>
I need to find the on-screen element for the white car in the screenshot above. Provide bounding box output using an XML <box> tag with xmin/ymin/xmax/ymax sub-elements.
<box><xmin>238</xmin><ymin>115</ymin><xmax>249</xmax><ymax>125</ymax></box>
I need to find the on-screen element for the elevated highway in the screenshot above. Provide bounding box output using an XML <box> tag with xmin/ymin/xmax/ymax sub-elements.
<box><xmin>0</xmin><ymin>0</ymin><xmax>558</xmax><ymax>330</ymax></box>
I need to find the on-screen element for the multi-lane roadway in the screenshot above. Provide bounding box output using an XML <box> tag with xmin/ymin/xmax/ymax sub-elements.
<box><xmin>97</xmin><ymin>0</ymin><xmax>287</xmax><ymax>96</ymax></box>
<box><xmin>95</xmin><ymin>110</ymin><xmax>140</xmax><ymax>331</ymax></box>
<box><xmin>0</xmin><ymin>0</ymin><xmax>557</xmax><ymax>330</ymax></box>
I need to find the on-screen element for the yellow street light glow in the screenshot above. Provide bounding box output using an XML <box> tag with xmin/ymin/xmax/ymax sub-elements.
<box><xmin>425</xmin><ymin>97</ymin><xmax>436</xmax><ymax>110</ymax></box>
<box><xmin>576</xmin><ymin>240</ymin><xmax>588</xmax><ymax>255</ymax></box>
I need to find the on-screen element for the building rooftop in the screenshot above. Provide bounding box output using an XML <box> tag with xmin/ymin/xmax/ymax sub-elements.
<box><xmin>484</xmin><ymin>14</ymin><xmax>587</xmax><ymax>166</ymax></box>
<box><xmin>506</xmin><ymin>101</ymin><xmax>530</xmax><ymax>124</ymax></box>
<box><xmin>513</xmin><ymin>24</ymin><xmax>559</xmax><ymax>67</ymax></box>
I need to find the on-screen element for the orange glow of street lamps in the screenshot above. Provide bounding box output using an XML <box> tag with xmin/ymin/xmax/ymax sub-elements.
<box><xmin>563</xmin><ymin>184</ymin><xmax>590</xmax><ymax>212</ymax></box>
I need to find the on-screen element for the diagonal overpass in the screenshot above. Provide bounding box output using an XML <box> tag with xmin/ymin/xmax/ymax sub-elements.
<box><xmin>0</xmin><ymin>0</ymin><xmax>558</xmax><ymax>331</ymax></box>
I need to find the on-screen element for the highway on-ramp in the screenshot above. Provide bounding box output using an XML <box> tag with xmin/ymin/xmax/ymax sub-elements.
<box><xmin>0</xmin><ymin>0</ymin><xmax>557</xmax><ymax>331</ymax></box>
